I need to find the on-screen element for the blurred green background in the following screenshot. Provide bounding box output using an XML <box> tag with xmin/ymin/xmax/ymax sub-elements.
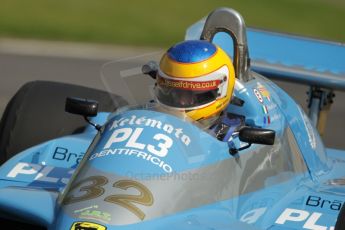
<box><xmin>0</xmin><ymin>0</ymin><xmax>344</xmax><ymax>47</ymax></box>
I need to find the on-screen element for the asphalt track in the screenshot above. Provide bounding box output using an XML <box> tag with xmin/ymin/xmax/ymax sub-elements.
<box><xmin>0</xmin><ymin>49</ymin><xmax>344</xmax><ymax>150</ymax></box>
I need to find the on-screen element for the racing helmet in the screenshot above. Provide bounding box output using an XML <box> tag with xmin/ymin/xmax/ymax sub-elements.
<box><xmin>155</xmin><ymin>40</ymin><xmax>235</xmax><ymax>121</ymax></box>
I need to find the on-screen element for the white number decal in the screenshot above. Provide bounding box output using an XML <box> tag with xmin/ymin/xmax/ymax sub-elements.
<box><xmin>147</xmin><ymin>134</ymin><xmax>173</xmax><ymax>157</ymax></box>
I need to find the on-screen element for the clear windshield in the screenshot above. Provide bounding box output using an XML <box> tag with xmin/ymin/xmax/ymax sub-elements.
<box><xmin>100</xmin><ymin>51</ymin><xmax>162</xmax><ymax>108</ymax></box>
<box><xmin>99</xmin><ymin>50</ymin><xmax>218</xmax><ymax>130</ymax></box>
<box><xmin>60</xmin><ymin>52</ymin><xmax>308</xmax><ymax>228</ymax></box>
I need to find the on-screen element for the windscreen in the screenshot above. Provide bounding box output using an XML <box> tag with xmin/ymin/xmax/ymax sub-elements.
<box><xmin>60</xmin><ymin>53</ymin><xmax>307</xmax><ymax>228</ymax></box>
<box><xmin>99</xmin><ymin>51</ymin><xmax>162</xmax><ymax>107</ymax></box>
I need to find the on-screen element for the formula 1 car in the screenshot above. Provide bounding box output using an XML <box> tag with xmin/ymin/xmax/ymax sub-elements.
<box><xmin>0</xmin><ymin>7</ymin><xmax>344</xmax><ymax>230</ymax></box>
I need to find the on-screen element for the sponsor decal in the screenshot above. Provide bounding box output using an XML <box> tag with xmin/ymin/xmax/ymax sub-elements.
<box><xmin>73</xmin><ymin>205</ymin><xmax>111</xmax><ymax>223</ymax></box>
<box><xmin>70</xmin><ymin>221</ymin><xmax>106</xmax><ymax>230</ymax></box>
<box><xmin>157</xmin><ymin>76</ymin><xmax>220</xmax><ymax>91</ymax></box>
<box><xmin>306</xmin><ymin>195</ymin><xmax>344</xmax><ymax>211</ymax></box>
<box><xmin>89</xmin><ymin>115</ymin><xmax>192</xmax><ymax>173</ymax></box>
<box><xmin>275</xmin><ymin>208</ymin><xmax>336</xmax><ymax>230</ymax></box>
<box><xmin>263</xmin><ymin>116</ymin><xmax>271</xmax><ymax>125</ymax></box>
<box><xmin>257</xmin><ymin>99</ymin><xmax>278</xmax><ymax>124</ymax></box>
<box><xmin>253</xmin><ymin>88</ymin><xmax>264</xmax><ymax>103</ymax></box>
<box><xmin>257</xmin><ymin>83</ymin><xmax>271</xmax><ymax>102</ymax></box>
<box><xmin>90</xmin><ymin>147</ymin><xmax>172</xmax><ymax>173</ymax></box>
<box><xmin>258</xmin><ymin>96</ymin><xmax>278</xmax><ymax>125</ymax></box>
<box><xmin>6</xmin><ymin>162</ymin><xmax>74</xmax><ymax>186</ymax></box>
<box><xmin>262</xmin><ymin>105</ymin><xmax>268</xmax><ymax>114</ymax></box>
<box><xmin>74</xmin><ymin>205</ymin><xmax>99</xmax><ymax>214</ymax></box>
<box><xmin>79</xmin><ymin>210</ymin><xmax>111</xmax><ymax>224</ymax></box>
<box><xmin>52</xmin><ymin>147</ymin><xmax>84</xmax><ymax>164</ymax></box>
<box><xmin>108</xmin><ymin>115</ymin><xmax>190</xmax><ymax>146</ymax></box>
<box><xmin>253</xmin><ymin>83</ymin><xmax>271</xmax><ymax>107</ymax></box>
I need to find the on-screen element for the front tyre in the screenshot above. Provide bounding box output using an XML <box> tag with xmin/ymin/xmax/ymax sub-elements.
<box><xmin>0</xmin><ymin>80</ymin><xmax>126</xmax><ymax>164</ymax></box>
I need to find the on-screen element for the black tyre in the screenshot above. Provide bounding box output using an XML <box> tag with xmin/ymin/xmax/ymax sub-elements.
<box><xmin>336</xmin><ymin>204</ymin><xmax>345</xmax><ymax>230</ymax></box>
<box><xmin>0</xmin><ymin>80</ymin><xmax>127</xmax><ymax>164</ymax></box>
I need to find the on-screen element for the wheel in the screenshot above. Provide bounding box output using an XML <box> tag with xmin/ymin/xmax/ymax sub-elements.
<box><xmin>335</xmin><ymin>204</ymin><xmax>345</xmax><ymax>230</ymax></box>
<box><xmin>0</xmin><ymin>80</ymin><xmax>127</xmax><ymax>164</ymax></box>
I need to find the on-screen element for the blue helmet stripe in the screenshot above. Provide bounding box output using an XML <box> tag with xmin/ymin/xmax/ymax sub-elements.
<box><xmin>167</xmin><ymin>40</ymin><xmax>217</xmax><ymax>63</ymax></box>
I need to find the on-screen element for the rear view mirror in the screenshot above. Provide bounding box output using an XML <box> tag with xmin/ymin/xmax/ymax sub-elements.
<box><xmin>65</xmin><ymin>97</ymin><xmax>101</xmax><ymax>131</ymax></box>
<box><xmin>229</xmin><ymin>126</ymin><xmax>275</xmax><ymax>155</ymax></box>
<box><xmin>65</xmin><ymin>97</ymin><xmax>98</xmax><ymax>117</ymax></box>
<box><xmin>142</xmin><ymin>61</ymin><xmax>158</xmax><ymax>79</ymax></box>
<box><xmin>239</xmin><ymin>126</ymin><xmax>275</xmax><ymax>145</ymax></box>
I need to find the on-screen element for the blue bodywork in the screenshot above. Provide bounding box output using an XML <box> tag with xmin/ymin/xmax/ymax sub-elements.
<box><xmin>0</xmin><ymin>10</ymin><xmax>345</xmax><ymax>230</ymax></box>
<box><xmin>186</xmin><ymin>18</ymin><xmax>345</xmax><ymax>90</ymax></box>
<box><xmin>0</xmin><ymin>77</ymin><xmax>344</xmax><ymax>229</ymax></box>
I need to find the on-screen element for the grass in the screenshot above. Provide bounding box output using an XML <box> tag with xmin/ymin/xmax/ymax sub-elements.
<box><xmin>0</xmin><ymin>0</ymin><xmax>344</xmax><ymax>47</ymax></box>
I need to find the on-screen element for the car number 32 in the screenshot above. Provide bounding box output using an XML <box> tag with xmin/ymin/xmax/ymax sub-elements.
<box><xmin>63</xmin><ymin>176</ymin><xmax>153</xmax><ymax>220</ymax></box>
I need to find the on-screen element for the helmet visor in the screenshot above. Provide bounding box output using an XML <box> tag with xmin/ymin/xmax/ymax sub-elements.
<box><xmin>155</xmin><ymin>76</ymin><xmax>219</xmax><ymax>108</ymax></box>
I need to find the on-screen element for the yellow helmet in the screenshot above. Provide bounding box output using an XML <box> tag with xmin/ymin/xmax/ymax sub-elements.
<box><xmin>155</xmin><ymin>40</ymin><xmax>235</xmax><ymax>121</ymax></box>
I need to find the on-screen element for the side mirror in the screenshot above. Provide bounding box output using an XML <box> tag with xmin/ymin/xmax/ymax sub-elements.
<box><xmin>229</xmin><ymin>126</ymin><xmax>275</xmax><ymax>155</ymax></box>
<box><xmin>65</xmin><ymin>97</ymin><xmax>98</xmax><ymax>117</ymax></box>
<box><xmin>142</xmin><ymin>61</ymin><xmax>158</xmax><ymax>79</ymax></box>
<box><xmin>239</xmin><ymin>126</ymin><xmax>275</xmax><ymax>145</ymax></box>
<box><xmin>65</xmin><ymin>97</ymin><xmax>101</xmax><ymax>131</ymax></box>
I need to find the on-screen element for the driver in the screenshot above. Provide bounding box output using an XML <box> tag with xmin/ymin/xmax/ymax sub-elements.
<box><xmin>153</xmin><ymin>40</ymin><xmax>244</xmax><ymax>141</ymax></box>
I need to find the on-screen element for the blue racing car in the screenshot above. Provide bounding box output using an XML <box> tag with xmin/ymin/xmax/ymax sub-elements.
<box><xmin>0</xmin><ymin>8</ymin><xmax>344</xmax><ymax>230</ymax></box>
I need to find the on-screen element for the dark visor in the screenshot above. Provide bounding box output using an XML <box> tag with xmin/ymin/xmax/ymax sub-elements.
<box><xmin>155</xmin><ymin>86</ymin><xmax>218</xmax><ymax>108</ymax></box>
